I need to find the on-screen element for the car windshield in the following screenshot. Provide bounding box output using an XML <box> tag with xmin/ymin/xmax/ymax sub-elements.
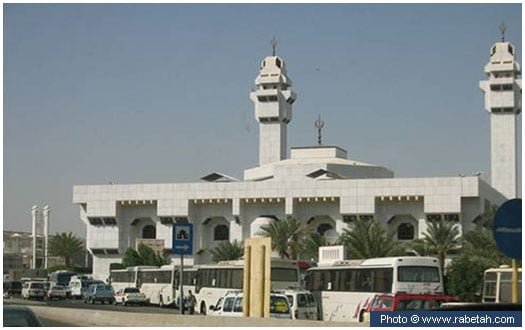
<box><xmin>397</xmin><ymin>299</ymin><xmax>442</xmax><ymax>310</ymax></box>
<box><xmin>124</xmin><ymin>288</ymin><xmax>140</xmax><ymax>293</ymax></box>
<box><xmin>3</xmin><ymin>308</ymin><xmax>41</xmax><ymax>327</ymax></box>
<box><xmin>270</xmin><ymin>296</ymin><xmax>290</xmax><ymax>314</ymax></box>
<box><xmin>52</xmin><ymin>286</ymin><xmax>64</xmax><ymax>290</ymax></box>
<box><xmin>30</xmin><ymin>283</ymin><xmax>45</xmax><ymax>289</ymax></box>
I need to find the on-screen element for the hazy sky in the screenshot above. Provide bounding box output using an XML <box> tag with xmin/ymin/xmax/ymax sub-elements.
<box><xmin>4</xmin><ymin>4</ymin><xmax>522</xmax><ymax>238</ymax></box>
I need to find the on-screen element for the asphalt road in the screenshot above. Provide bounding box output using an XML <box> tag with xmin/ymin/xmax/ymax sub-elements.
<box><xmin>4</xmin><ymin>296</ymin><xmax>184</xmax><ymax>314</ymax></box>
<box><xmin>4</xmin><ymin>296</ymin><xmax>188</xmax><ymax>326</ymax></box>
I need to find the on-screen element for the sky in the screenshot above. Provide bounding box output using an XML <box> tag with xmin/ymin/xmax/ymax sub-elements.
<box><xmin>4</xmin><ymin>4</ymin><xmax>522</xmax><ymax>238</ymax></box>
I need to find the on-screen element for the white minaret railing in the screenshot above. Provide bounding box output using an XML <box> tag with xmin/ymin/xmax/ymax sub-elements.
<box><xmin>479</xmin><ymin>26</ymin><xmax>522</xmax><ymax>199</ymax></box>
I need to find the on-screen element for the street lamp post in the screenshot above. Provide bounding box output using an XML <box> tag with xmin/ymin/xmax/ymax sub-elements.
<box><xmin>30</xmin><ymin>206</ymin><xmax>38</xmax><ymax>269</ymax></box>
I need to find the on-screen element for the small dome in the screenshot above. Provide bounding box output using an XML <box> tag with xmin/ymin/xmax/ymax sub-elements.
<box><xmin>260</xmin><ymin>56</ymin><xmax>285</xmax><ymax>70</ymax></box>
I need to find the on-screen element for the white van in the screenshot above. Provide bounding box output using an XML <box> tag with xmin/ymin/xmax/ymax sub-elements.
<box><xmin>281</xmin><ymin>290</ymin><xmax>319</xmax><ymax>320</ymax></box>
<box><xmin>68</xmin><ymin>275</ymin><xmax>104</xmax><ymax>299</ymax></box>
<box><xmin>210</xmin><ymin>291</ymin><xmax>292</xmax><ymax>319</ymax></box>
<box><xmin>21</xmin><ymin>281</ymin><xmax>46</xmax><ymax>300</ymax></box>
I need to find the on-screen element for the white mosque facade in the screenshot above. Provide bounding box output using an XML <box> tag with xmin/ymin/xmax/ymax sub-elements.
<box><xmin>73</xmin><ymin>38</ymin><xmax>521</xmax><ymax>279</ymax></box>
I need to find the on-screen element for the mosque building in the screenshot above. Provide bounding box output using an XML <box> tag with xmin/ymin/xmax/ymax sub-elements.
<box><xmin>73</xmin><ymin>35</ymin><xmax>521</xmax><ymax>279</ymax></box>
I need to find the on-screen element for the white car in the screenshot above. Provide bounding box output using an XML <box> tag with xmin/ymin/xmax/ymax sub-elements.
<box><xmin>209</xmin><ymin>291</ymin><xmax>292</xmax><ymax>319</ymax></box>
<box><xmin>21</xmin><ymin>282</ymin><xmax>46</xmax><ymax>300</ymax></box>
<box><xmin>46</xmin><ymin>285</ymin><xmax>68</xmax><ymax>300</ymax></box>
<box><xmin>114</xmin><ymin>287</ymin><xmax>149</xmax><ymax>306</ymax></box>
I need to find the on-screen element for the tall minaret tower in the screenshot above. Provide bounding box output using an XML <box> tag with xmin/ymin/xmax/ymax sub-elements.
<box><xmin>250</xmin><ymin>39</ymin><xmax>297</xmax><ymax>166</ymax></box>
<box><xmin>479</xmin><ymin>25</ymin><xmax>522</xmax><ymax>199</ymax></box>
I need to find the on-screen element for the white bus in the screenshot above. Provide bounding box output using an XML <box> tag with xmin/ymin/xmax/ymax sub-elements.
<box><xmin>195</xmin><ymin>259</ymin><xmax>300</xmax><ymax>315</ymax></box>
<box><xmin>305</xmin><ymin>256</ymin><xmax>443</xmax><ymax>322</ymax></box>
<box><xmin>109</xmin><ymin>265</ymin><xmax>197</xmax><ymax>307</ymax></box>
<box><xmin>482</xmin><ymin>266</ymin><xmax>522</xmax><ymax>303</ymax></box>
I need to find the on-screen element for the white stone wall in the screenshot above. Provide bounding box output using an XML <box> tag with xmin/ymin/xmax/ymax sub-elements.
<box><xmin>491</xmin><ymin>114</ymin><xmax>518</xmax><ymax>199</ymax></box>
<box><xmin>259</xmin><ymin>123</ymin><xmax>287</xmax><ymax>165</ymax></box>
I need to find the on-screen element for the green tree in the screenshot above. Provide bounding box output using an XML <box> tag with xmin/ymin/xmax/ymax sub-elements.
<box><xmin>258</xmin><ymin>217</ymin><xmax>311</xmax><ymax>260</ymax></box>
<box><xmin>446</xmin><ymin>255</ymin><xmax>494</xmax><ymax>301</ymax></box>
<box><xmin>48</xmin><ymin>232</ymin><xmax>84</xmax><ymax>267</ymax></box>
<box><xmin>122</xmin><ymin>244</ymin><xmax>169</xmax><ymax>267</ymax></box>
<box><xmin>299</xmin><ymin>232</ymin><xmax>331</xmax><ymax>262</ymax></box>
<box><xmin>422</xmin><ymin>220</ymin><xmax>461</xmax><ymax>272</ymax></box>
<box><xmin>210</xmin><ymin>240</ymin><xmax>244</xmax><ymax>263</ymax></box>
<box><xmin>339</xmin><ymin>218</ymin><xmax>403</xmax><ymax>259</ymax></box>
<box><xmin>409</xmin><ymin>238</ymin><xmax>435</xmax><ymax>257</ymax></box>
<box><xmin>122</xmin><ymin>248</ymin><xmax>142</xmax><ymax>267</ymax></box>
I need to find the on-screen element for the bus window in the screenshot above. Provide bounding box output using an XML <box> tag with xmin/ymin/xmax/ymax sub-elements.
<box><xmin>398</xmin><ymin>266</ymin><xmax>440</xmax><ymax>283</ymax></box>
<box><xmin>271</xmin><ymin>268</ymin><xmax>299</xmax><ymax>282</ymax></box>
<box><xmin>372</xmin><ymin>268</ymin><xmax>393</xmax><ymax>293</ymax></box>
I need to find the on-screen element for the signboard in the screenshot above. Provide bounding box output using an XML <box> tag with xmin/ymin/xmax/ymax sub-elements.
<box><xmin>493</xmin><ymin>198</ymin><xmax>522</xmax><ymax>260</ymax></box>
<box><xmin>172</xmin><ymin>223</ymin><xmax>193</xmax><ymax>255</ymax></box>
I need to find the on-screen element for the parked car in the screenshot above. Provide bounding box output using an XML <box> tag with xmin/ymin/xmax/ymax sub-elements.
<box><xmin>83</xmin><ymin>284</ymin><xmax>115</xmax><ymax>304</ymax></box>
<box><xmin>3</xmin><ymin>305</ymin><xmax>43</xmax><ymax>327</ymax></box>
<box><xmin>21</xmin><ymin>281</ymin><xmax>46</xmax><ymax>300</ymax></box>
<box><xmin>114</xmin><ymin>287</ymin><xmax>149</xmax><ymax>306</ymax></box>
<box><xmin>3</xmin><ymin>281</ymin><xmax>22</xmax><ymax>297</ymax></box>
<box><xmin>281</xmin><ymin>290</ymin><xmax>319</xmax><ymax>320</ymax></box>
<box><xmin>363</xmin><ymin>293</ymin><xmax>458</xmax><ymax>322</ymax></box>
<box><xmin>46</xmin><ymin>285</ymin><xmax>68</xmax><ymax>300</ymax></box>
<box><xmin>209</xmin><ymin>291</ymin><xmax>292</xmax><ymax>319</ymax></box>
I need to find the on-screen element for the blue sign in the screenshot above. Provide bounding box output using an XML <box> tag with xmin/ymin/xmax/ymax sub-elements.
<box><xmin>493</xmin><ymin>198</ymin><xmax>522</xmax><ymax>260</ymax></box>
<box><xmin>172</xmin><ymin>223</ymin><xmax>193</xmax><ymax>255</ymax></box>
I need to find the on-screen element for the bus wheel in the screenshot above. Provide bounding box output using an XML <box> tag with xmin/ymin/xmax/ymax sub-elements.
<box><xmin>359</xmin><ymin>311</ymin><xmax>365</xmax><ymax>323</ymax></box>
<box><xmin>200</xmin><ymin>302</ymin><xmax>206</xmax><ymax>315</ymax></box>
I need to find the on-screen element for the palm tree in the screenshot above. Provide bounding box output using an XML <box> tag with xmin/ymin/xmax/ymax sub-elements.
<box><xmin>422</xmin><ymin>220</ymin><xmax>461</xmax><ymax>272</ymax></box>
<box><xmin>299</xmin><ymin>232</ymin><xmax>331</xmax><ymax>262</ymax></box>
<box><xmin>122</xmin><ymin>244</ymin><xmax>169</xmax><ymax>267</ymax></box>
<box><xmin>339</xmin><ymin>218</ymin><xmax>402</xmax><ymax>259</ymax></box>
<box><xmin>48</xmin><ymin>232</ymin><xmax>84</xmax><ymax>267</ymax></box>
<box><xmin>210</xmin><ymin>240</ymin><xmax>244</xmax><ymax>262</ymax></box>
<box><xmin>258</xmin><ymin>217</ymin><xmax>311</xmax><ymax>260</ymax></box>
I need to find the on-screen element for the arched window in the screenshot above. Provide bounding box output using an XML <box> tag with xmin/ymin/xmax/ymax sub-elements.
<box><xmin>214</xmin><ymin>225</ymin><xmax>229</xmax><ymax>241</ymax></box>
<box><xmin>142</xmin><ymin>225</ymin><xmax>156</xmax><ymax>239</ymax></box>
<box><xmin>397</xmin><ymin>223</ymin><xmax>414</xmax><ymax>240</ymax></box>
<box><xmin>317</xmin><ymin>223</ymin><xmax>333</xmax><ymax>236</ymax></box>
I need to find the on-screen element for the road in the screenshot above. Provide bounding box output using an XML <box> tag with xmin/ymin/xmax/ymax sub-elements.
<box><xmin>4</xmin><ymin>296</ymin><xmax>182</xmax><ymax>314</ymax></box>
<box><xmin>4</xmin><ymin>296</ymin><xmax>183</xmax><ymax>326</ymax></box>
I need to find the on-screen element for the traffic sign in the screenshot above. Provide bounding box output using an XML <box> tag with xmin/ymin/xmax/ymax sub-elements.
<box><xmin>172</xmin><ymin>223</ymin><xmax>193</xmax><ymax>255</ymax></box>
<box><xmin>493</xmin><ymin>198</ymin><xmax>522</xmax><ymax>260</ymax></box>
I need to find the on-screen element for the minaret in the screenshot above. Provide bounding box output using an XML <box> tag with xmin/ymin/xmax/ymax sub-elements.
<box><xmin>250</xmin><ymin>38</ymin><xmax>297</xmax><ymax>166</ymax></box>
<box><xmin>479</xmin><ymin>25</ymin><xmax>522</xmax><ymax>199</ymax></box>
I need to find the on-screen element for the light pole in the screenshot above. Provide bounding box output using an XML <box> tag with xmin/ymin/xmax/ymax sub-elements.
<box><xmin>11</xmin><ymin>233</ymin><xmax>22</xmax><ymax>269</ymax></box>
<box><xmin>30</xmin><ymin>205</ymin><xmax>38</xmax><ymax>269</ymax></box>
<box><xmin>43</xmin><ymin>205</ymin><xmax>50</xmax><ymax>269</ymax></box>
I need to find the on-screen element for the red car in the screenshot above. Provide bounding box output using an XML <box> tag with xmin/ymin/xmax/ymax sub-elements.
<box><xmin>368</xmin><ymin>293</ymin><xmax>458</xmax><ymax>312</ymax></box>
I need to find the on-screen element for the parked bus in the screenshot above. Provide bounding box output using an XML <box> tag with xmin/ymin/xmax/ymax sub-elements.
<box><xmin>109</xmin><ymin>265</ymin><xmax>197</xmax><ymax>307</ymax></box>
<box><xmin>48</xmin><ymin>270</ymin><xmax>77</xmax><ymax>287</ymax></box>
<box><xmin>195</xmin><ymin>259</ymin><xmax>300</xmax><ymax>315</ymax></box>
<box><xmin>482</xmin><ymin>266</ymin><xmax>522</xmax><ymax>303</ymax></box>
<box><xmin>305</xmin><ymin>256</ymin><xmax>443</xmax><ymax>322</ymax></box>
